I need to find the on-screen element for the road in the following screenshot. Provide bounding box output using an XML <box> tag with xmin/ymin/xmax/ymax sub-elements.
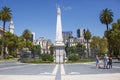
<box><xmin>0</xmin><ymin>60</ymin><xmax>120</xmax><ymax>80</ymax></box>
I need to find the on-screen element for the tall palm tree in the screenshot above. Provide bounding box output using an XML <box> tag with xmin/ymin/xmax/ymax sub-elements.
<box><xmin>0</xmin><ymin>6</ymin><xmax>12</xmax><ymax>59</ymax></box>
<box><xmin>100</xmin><ymin>8</ymin><xmax>113</xmax><ymax>30</ymax></box>
<box><xmin>100</xmin><ymin>8</ymin><xmax>113</xmax><ymax>55</ymax></box>
<box><xmin>22</xmin><ymin>29</ymin><xmax>32</xmax><ymax>47</ymax></box>
<box><xmin>84</xmin><ymin>29</ymin><xmax>91</xmax><ymax>58</ymax></box>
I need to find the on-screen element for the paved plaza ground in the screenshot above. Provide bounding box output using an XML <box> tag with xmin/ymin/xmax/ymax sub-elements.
<box><xmin>0</xmin><ymin>60</ymin><xmax>120</xmax><ymax>80</ymax></box>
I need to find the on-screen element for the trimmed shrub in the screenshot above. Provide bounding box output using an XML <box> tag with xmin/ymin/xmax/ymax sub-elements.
<box><xmin>68</xmin><ymin>53</ymin><xmax>79</xmax><ymax>62</ymax></box>
<box><xmin>41</xmin><ymin>54</ymin><xmax>53</xmax><ymax>62</ymax></box>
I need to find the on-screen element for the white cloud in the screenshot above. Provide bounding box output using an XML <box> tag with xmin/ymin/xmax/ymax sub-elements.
<box><xmin>63</xmin><ymin>6</ymin><xmax>72</xmax><ymax>11</ymax></box>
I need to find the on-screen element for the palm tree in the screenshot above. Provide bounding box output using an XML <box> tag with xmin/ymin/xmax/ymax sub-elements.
<box><xmin>4</xmin><ymin>32</ymin><xmax>19</xmax><ymax>57</ymax></box>
<box><xmin>84</xmin><ymin>29</ymin><xmax>91</xmax><ymax>58</ymax></box>
<box><xmin>22</xmin><ymin>29</ymin><xmax>32</xmax><ymax>47</ymax></box>
<box><xmin>100</xmin><ymin>8</ymin><xmax>113</xmax><ymax>55</ymax></box>
<box><xmin>100</xmin><ymin>8</ymin><xmax>113</xmax><ymax>30</ymax></box>
<box><xmin>0</xmin><ymin>6</ymin><xmax>12</xmax><ymax>59</ymax></box>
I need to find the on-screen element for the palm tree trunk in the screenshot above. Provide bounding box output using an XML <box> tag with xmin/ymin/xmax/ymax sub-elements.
<box><xmin>87</xmin><ymin>40</ymin><xmax>89</xmax><ymax>58</ymax></box>
<box><xmin>106</xmin><ymin>24</ymin><xmax>109</xmax><ymax>31</ymax></box>
<box><xmin>26</xmin><ymin>39</ymin><xmax>27</xmax><ymax>48</ymax></box>
<box><xmin>1</xmin><ymin>21</ymin><xmax>6</xmax><ymax>59</ymax></box>
<box><xmin>106</xmin><ymin>24</ymin><xmax>110</xmax><ymax>55</ymax></box>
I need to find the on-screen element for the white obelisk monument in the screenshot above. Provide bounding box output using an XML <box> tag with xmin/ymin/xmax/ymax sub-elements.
<box><xmin>54</xmin><ymin>6</ymin><xmax>65</xmax><ymax>63</ymax></box>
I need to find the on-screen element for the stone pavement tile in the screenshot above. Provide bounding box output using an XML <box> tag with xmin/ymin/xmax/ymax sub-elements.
<box><xmin>62</xmin><ymin>73</ymin><xmax>120</xmax><ymax>80</ymax></box>
<box><xmin>0</xmin><ymin>75</ymin><xmax>55</xmax><ymax>80</ymax></box>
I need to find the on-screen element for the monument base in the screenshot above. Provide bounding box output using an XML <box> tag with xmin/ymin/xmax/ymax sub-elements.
<box><xmin>54</xmin><ymin>46</ymin><xmax>65</xmax><ymax>63</ymax></box>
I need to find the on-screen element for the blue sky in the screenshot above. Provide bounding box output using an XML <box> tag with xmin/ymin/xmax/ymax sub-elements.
<box><xmin>0</xmin><ymin>0</ymin><xmax>120</xmax><ymax>43</ymax></box>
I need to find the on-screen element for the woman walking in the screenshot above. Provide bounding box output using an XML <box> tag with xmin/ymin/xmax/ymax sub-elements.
<box><xmin>96</xmin><ymin>55</ymin><xmax>100</xmax><ymax>69</ymax></box>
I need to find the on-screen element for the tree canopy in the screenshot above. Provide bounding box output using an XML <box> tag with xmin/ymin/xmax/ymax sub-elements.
<box><xmin>100</xmin><ymin>8</ymin><xmax>113</xmax><ymax>30</ymax></box>
<box><xmin>0</xmin><ymin>6</ymin><xmax>12</xmax><ymax>59</ymax></box>
<box><xmin>107</xmin><ymin>19</ymin><xmax>120</xmax><ymax>58</ymax></box>
<box><xmin>90</xmin><ymin>36</ymin><xmax>107</xmax><ymax>55</ymax></box>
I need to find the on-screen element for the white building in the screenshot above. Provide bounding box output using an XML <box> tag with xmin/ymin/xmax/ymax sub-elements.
<box><xmin>66</xmin><ymin>28</ymin><xmax>91</xmax><ymax>57</ymax></box>
<box><xmin>9</xmin><ymin>20</ymin><xmax>14</xmax><ymax>34</ymax></box>
<box><xmin>0</xmin><ymin>20</ymin><xmax>14</xmax><ymax>37</ymax></box>
<box><xmin>34</xmin><ymin>37</ymin><xmax>52</xmax><ymax>54</ymax></box>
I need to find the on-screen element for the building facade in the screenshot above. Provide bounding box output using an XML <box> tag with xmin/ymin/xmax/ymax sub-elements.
<box><xmin>9</xmin><ymin>20</ymin><xmax>14</xmax><ymax>34</ymax></box>
<box><xmin>62</xmin><ymin>31</ymin><xmax>73</xmax><ymax>44</ymax></box>
<box><xmin>0</xmin><ymin>20</ymin><xmax>14</xmax><ymax>37</ymax></box>
<box><xmin>65</xmin><ymin>28</ymin><xmax>85</xmax><ymax>47</ymax></box>
<box><xmin>34</xmin><ymin>37</ymin><xmax>52</xmax><ymax>54</ymax></box>
<box><xmin>63</xmin><ymin>28</ymin><xmax>91</xmax><ymax>58</ymax></box>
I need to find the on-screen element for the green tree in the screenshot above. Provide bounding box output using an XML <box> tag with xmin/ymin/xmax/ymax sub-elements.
<box><xmin>68</xmin><ymin>53</ymin><xmax>79</xmax><ymax>62</ymax></box>
<box><xmin>41</xmin><ymin>54</ymin><xmax>53</xmax><ymax>62</ymax></box>
<box><xmin>4</xmin><ymin>32</ymin><xmax>19</xmax><ymax>57</ymax></box>
<box><xmin>90</xmin><ymin>36</ymin><xmax>107</xmax><ymax>55</ymax></box>
<box><xmin>0</xmin><ymin>38</ymin><xmax>2</xmax><ymax>54</ymax></box>
<box><xmin>100</xmin><ymin>8</ymin><xmax>113</xmax><ymax>30</ymax></box>
<box><xmin>18</xmin><ymin>36</ymin><xmax>26</xmax><ymax>49</ymax></box>
<box><xmin>108</xmin><ymin>19</ymin><xmax>120</xmax><ymax>59</ymax></box>
<box><xmin>31</xmin><ymin>45</ymin><xmax>41</xmax><ymax>59</ymax></box>
<box><xmin>22</xmin><ymin>29</ymin><xmax>32</xmax><ymax>47</ymax></box>
<box><xmin>84</xmin><ymin>29</ymin><xmax>91</xmax><ymax>58</ymax></box>
<box><xmin>99</xmin><ymin>8</ymin><xmax>114</xmax><ymax>55</ymax></box>
<box><xmin>76</xmin><ymin>43</ymin><xmax>86</xmax><ymax>58</ymax></box>
<box><xmin>99</xmin><ymin>38</ymin><xmax>107</xmax><ymax>54</ymax></box>
<box><xmin>0</xmin><ymin>6</ymin><xmax>12</xmax><ymax>59</ymax></box>
<box><xmin>49</xmin><ymin>44</ymin><xmax>54</xmax><ymax>55</ymax></box>
<box><xmin>26</xmin><ymin>40</ymin><xmax>33</xmax><ymax>49</ymax></box>
<box><xmin>68</xmin><ymin>46</ymin><xmax>76</xmax><ymax>54</ymax></box>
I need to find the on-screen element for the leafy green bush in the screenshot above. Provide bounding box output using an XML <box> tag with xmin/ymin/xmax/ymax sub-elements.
<box><xmin>68</xmin><ymin>53</ymin><xmax>79</xmax><ymax>62</ymax></box>
<box><xmin>4</xmin><ymin>55</ymin><xmax>13</xmax><ymax>59</ymax></box>
<box><xmin>79</xmin><ymin>59</ymin><xmax>95</xmax><ymax>62</ymax></box>
<box><xmin>22</xmin><ymin>58</ymin><xmax>42</xmax><ymax>63</ymax></box>
<box><xmin>41</xmin><ymin>54</ymin><xmax>53</xmax><ymax>62</ymax></box>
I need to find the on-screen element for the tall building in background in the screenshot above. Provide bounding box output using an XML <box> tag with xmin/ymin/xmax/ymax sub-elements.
<box><xmin>30</xmin><ymin>32</ymin><xmax>35</xmax><ymax>42</ymax></box>
<box><xmin>32</xmin><ymin>32</ymin><xmax>35</xmax><ymax>41</ymax></box>
<box><xmin>54</xmin><ymin>6</ymin><xmax>66</xmax><ymax>63</ymax></box>
<box><xmin>77</xmin><ymin>28</ymin><xmax>85</xmax><ymax>38</ymax></box>
<box><xmin>9</xmin><ymin>20</ymin><xmax>14</xmax><ymax>34</ymax></box>
<box><xmin>62</xmin><ymin>31</ymin><xmax>73</xmax><ymax>44</ymax></box>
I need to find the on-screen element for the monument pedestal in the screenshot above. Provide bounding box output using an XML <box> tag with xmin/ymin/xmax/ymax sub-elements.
<box><xmin>54</xmin><ymin>45</ymin><xmax>65</xmax><ymax>63</ymax></box>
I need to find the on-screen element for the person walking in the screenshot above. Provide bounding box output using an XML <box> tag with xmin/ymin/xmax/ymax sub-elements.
<box><xmin>103</xmin><ymin>54</ymin><xmax>109</xmax><ymax>69</ymax></box>
<box><xmin>107</xmin><ymin>55</ymin><xmax>112</xmax><ymax>69</ymax></box>
<box><xmin>96</xmin><ymin>55</ymin><xmax>100</xmax><ymax>69</ymax></box>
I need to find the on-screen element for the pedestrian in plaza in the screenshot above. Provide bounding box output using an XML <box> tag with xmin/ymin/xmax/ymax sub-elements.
<box><xmin>103</xmin><ymin>54</ymin><xmax>109</xmax><ymax>69</ymax></box>
<box><xmin>107</xmin><ymin>55</ymin><xmax>112</xmax><ymax>69</ymax></box>
<box><xmin>96</xmin><ymin>55</ymin><xmax>100</xmax><ymax>69</ymax></box>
